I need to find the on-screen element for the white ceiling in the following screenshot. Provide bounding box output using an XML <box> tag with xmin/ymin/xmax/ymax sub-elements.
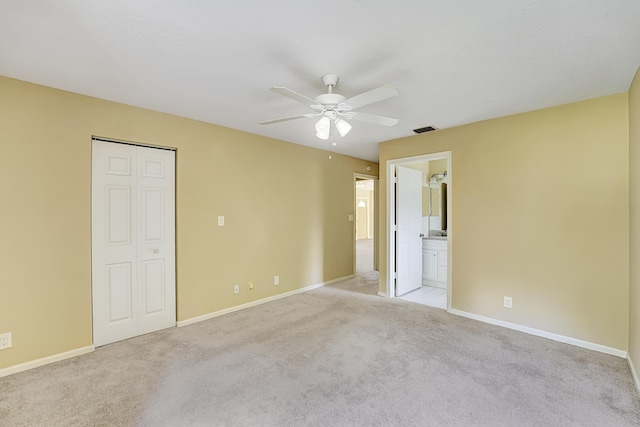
<box><xmin>1</xmin><ymin>1</ymin><xmax>639</xmax><ymax>162</ymax></box>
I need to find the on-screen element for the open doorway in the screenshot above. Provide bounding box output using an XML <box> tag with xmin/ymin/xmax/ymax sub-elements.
<box><xmin>385</xmin><ymin>152</ymin><xmax>451</xmax><ymax>311</ymax></box>
<box><xmin>354</xmin><ymin>174</ymin><xmax>378</xmax><ymax>274</ymax></box>
<box><xmin>355</xmin><ymin>178</ymin><xmax>374</xmax><ymax>273</ymax></box>
<box><xmin>330</xmin><ymin>173</ymin><xmax>379</xmax><ymax>297</ymax></box>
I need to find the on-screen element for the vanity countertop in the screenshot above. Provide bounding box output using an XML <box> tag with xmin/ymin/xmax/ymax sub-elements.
<box><xmin>423</xmin><ymin>236</ymin><xmax>447</xmax><ymax>240</ymax></box>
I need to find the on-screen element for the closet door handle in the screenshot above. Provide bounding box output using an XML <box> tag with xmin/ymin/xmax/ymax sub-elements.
<box><xmin>153</xmin><ymin>249</ymin><xmax>159</xmax><ymax>254</ymax></box>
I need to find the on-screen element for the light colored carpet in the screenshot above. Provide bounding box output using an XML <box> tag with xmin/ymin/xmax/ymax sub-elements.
<box><xmin>1</xmin><ymin>269</ymin><xmax>639</xmax><ymax>425</ymax></box>
<box><xmin>331</xmin><ymin>239</ymin><xmax>379</xmax><ymax>296</ymax></box>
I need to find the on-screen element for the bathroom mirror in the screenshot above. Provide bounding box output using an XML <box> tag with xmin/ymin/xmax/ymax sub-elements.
<box><xmin>426</xmin><ymin>165</ymin><xmax>447</xmax><ymax>233</ymax></box>
<box><xmin>408</xmin><ymin>158</ymin><xmax>447</xmax><ymax>235</ymax></box>
<box><xmin>427</xmin><ymin>182</ymin><xmax>447</xmax><ymax>231</ymax></box>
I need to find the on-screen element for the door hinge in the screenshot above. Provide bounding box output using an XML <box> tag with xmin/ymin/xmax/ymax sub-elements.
<box><xmin>393</xmin><ymin>272</ymin><xmax>398</xmax><ymax>280</ymax></box>
<box><xmin>393</xmin><ymin>224</ymin><xmax>397</xmax><ymax>232</ymax></box>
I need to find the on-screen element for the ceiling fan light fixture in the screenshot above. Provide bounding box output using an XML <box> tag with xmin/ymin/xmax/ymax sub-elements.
<box><xmin>262</xmin><ymin>74</ymin><xmax>400</xmax><ymax>141</ymax></box>
<box><xmin>335</xmin><ymin>118</ymin><xmax>352</xmax><ymax>137</ymax></box>
<box><xmin>315</xmin><ymin>116</ymin><xmax>330</xmax><ymax>140</ymax></box>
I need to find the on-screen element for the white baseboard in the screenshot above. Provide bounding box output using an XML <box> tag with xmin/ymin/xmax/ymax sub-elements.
<box><xmin>377</xmin><ymin>291</ymin><xmax>387</xmax><ymax>297</ymax></box>
<box><xmin>0</xmin><ymin>276</ymin><xmax>354</xmax><ymax>376</ymax></box>
<box><xmin>0</xmin><ymin>345</ymin><xmax>94</xmax><ymax>378</ymax></box>
<box><xmin>629</xmin><ymin>355</ymin><xmax>640</xmax><ymax>397</ymax></box>
<box><xmin>177</xmin><ymin>275</ymin><xmax>354</xmax><ymax>328</ymax></box>
<box><xmin>448</xmin><ymin>308</ymin><xmax>627</xmax><ymax>358</ymax></box>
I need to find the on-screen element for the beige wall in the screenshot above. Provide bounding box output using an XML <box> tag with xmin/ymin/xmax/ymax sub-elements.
<box><xmin>429</xmin><ymin>159</ymin><xmax>447</xmax><ymax>176</ymax></box>
<box><xmin>405</xmin><ymin>159</ymin><xmax>447</xmax><ymax>216</ymax></box>
<box><xmin>630</xmin><ymin>66</ymin><xmax>640</xmax><ymax>375</ymax></box>
<box><xmin>379</xmin><ymin>94</ymin><xmax>629</xmax><ymax>350</ymax></box>
<box><xmin>0</xmin><ymin>75</ymin><xmax>378</xmax><ymax>370</ymax></box>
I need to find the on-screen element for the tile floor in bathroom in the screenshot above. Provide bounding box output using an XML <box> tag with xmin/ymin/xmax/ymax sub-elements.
<box><xmin>356</xmin><ymin>239</ymin><xmax>447</xmax><ymax>310</ymax></box>
<box><xmin>398</xmin><ymin>285</ymin><xmax>447</xmax><ymax>309</ymax></box>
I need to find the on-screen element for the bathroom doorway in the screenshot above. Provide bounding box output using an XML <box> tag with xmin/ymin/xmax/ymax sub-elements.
<box><xmin>386</xmin><ymin>152</ymin><xmax>451</xmax><ymax>310</ymax></box>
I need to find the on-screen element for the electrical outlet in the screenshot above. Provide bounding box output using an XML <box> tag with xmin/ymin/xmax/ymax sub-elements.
<box><xmin>233</xmin><ymin>284</ymin><xmax>239</xmax><ymax>295</ymax></box>
<box><xmin>274</xmin><ymin>275</ymin><xmax>280</xmax><ymax>285</ymax></box>
<box><xmin>248</xmin><ymin>281</ymin><xmax>254</xmax><ymax>290</ymax></box>
<box><xmin>0</xmin><ymin>332</ymin><xmax>12</xmax><ymax>350</ymax></box>
<box><xmin>504</xmin><ymin>296</ymin><xmax>513</xmax><ymax>309</ymax></box>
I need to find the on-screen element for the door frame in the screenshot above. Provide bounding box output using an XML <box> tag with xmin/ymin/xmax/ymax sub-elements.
<box><xmin>91</xmin><ymin>136</ymin><xmax>178</xmax><ymax>346</ymax></box>
<box><xmin>385</xmin><ymin>151</ymin><xmax>452</xmax><ymax>310</ymax></box>
<box><xmin>354</xmin><ymin>173</ymin><xmax>379</xmax><ymax>273</ymax></box>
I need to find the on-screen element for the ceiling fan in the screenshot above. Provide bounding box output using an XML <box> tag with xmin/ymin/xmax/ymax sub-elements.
<box><xmin>259</xmin><ymin>74</ymin><xmax>399</xmax><ymax>141</ymax></box>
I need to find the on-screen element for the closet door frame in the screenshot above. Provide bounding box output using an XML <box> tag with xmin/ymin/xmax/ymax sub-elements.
<box><xmin>91</xmin><ymin>138</ymin><xmax>176</xmax><ymax>347</ymax></box>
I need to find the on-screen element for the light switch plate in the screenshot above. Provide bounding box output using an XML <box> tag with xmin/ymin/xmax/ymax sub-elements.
<box><xmin>218</xmin><ymin>216</ymin><xmax>225</xmax><ymax>226</ymax></box>
<box><xmin>348</xmin><ymin>214</ymin><xmax>354</xmax><ymax>222</ymax></box>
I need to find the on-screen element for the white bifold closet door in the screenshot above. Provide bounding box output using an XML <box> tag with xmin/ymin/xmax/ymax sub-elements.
<box><xmin>91</xmin><ymin>139</ymin><xmax>176</xmax><ymax>347</ymax></box>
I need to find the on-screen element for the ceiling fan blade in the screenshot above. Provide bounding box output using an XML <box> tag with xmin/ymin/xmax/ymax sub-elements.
<box><xmin>343</xmin><ymin>84</ymin><xmax>399</xmax><ymax>110</ymax></box>
<box><xmin>259</xmin><ymin>114</ymin><xmax>309</xmax><ymax>125</ymax></box>
<box><xmin>259</xmin><ymin>112</ymin><xmax>320</xmax><ymax>125</ymax></box>
<box><xmin>270</xmin><ymin>86</ymin><xmax>316</xmax><ymax>106</ymax></box>
<box><xmin>350</xmin><ymin>112</ymin><xmax>399</xmax><ymax>127</ymax></box>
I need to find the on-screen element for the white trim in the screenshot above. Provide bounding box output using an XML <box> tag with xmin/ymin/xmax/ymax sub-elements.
<box><xmin>449</xmin><ymin>308</ymin><xmax>627</xmax><ymax>358</ymax></box>
<box><xmin>0</xmin><ymin>276</ymin><xmax>353</xmax><ymax>377</ymax></box>
<box><xmin>354</xmin><ymin>172</ymin><xmax>379</xmax><ymax>276</ymax></box>
<box><xmin>386</xmin><ymin>160</ymin><xmax>395</xmax><ymax>298</ymax></box>
<box><xmin>177</xmin><ymin>275</ymin><xmax>354</xmax><ymax>328</ymax></box>
<box><xmin>0</xmin><ymin>345</ymin><xmax>94</xmax><ymax>378</ymax></box>
<box><xmin>629</xmin><ymin>355</ymin><xmax>640</xmax><ymax>397</ymax></box>
<box><xmin>377</xmin><ymin>291</ymin><xmax>387</xmax><ymax>297</ymax></box>
<box><xmin>92</xmin><ymin>135</ymin><xmax>177</xmax><ymax>151</ymax></box>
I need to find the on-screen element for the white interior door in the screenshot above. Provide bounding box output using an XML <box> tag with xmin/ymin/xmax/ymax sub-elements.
<box><xmin>92</xmin><ymin>140</ymin><xmax>176</xmax><ymax>347</ymax></box>
<box><xmin>396</xmin><ymin>166</ymin><xmax>423</xmax><ymax>296</ymax></box>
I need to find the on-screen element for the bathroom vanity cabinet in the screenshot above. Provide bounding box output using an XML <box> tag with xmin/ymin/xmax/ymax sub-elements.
<box><xmin>423</xmin><ymin>239</ymin><xmax>447</xmax><ymax>288</ymax></box>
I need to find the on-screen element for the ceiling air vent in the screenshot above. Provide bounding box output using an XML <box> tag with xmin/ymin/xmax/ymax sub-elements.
<box><xmin>413</xmin><ymin>126</ymin><xmax>437</xmax><ymax>134</ymax></box>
